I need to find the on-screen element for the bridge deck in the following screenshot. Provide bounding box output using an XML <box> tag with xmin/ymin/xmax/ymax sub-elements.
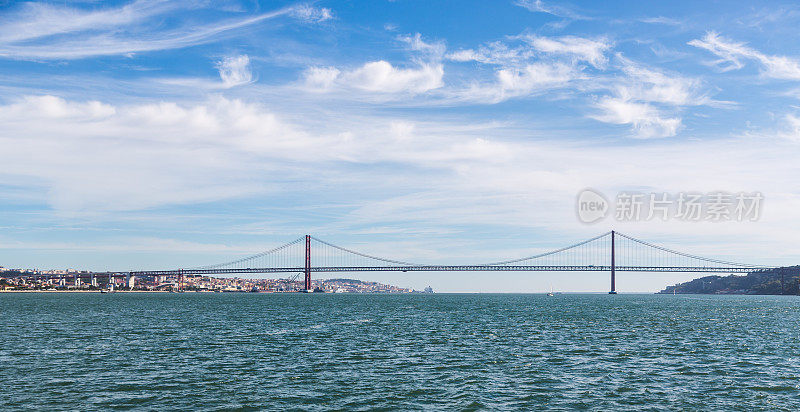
<box><xmin>127</xmin><ymin>265</ymin><xmax>770</xmax><ymax>276</ymax></box>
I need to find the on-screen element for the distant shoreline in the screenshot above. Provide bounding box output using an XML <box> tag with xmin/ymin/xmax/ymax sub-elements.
<box><xmin>0</xmin><ymin>290</ymin><xmax>170</xmax><ymax>293</ymax></box>
<box><xmin>0</xmin><ymin>290</ymin><xmax>305</xmax><ymax>293</ymax></box>
<box><xmin>3</xmin><ymin>290</ymin><xmax>797</xmax><ymax>295</ymax></box>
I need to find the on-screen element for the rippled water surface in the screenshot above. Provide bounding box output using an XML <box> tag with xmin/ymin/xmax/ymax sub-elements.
<box><xmin>1</xmin><ymin>293</ymin><xmax>799</xmax><ymax>410</ymax></box>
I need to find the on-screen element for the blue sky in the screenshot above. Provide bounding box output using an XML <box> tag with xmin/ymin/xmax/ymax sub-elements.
<box><xmin>1</xmin><ymin>0</ymin><xmax>800</xmax><ymax>292</ymax></box>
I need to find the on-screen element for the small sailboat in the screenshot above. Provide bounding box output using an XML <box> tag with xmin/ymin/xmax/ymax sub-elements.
<box><xmin>546</xmin><ymin>285</ymin><xmax>554</xmax><ymax>297</ymax></box>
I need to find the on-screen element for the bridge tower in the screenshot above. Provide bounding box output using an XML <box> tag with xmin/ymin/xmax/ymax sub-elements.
<box><xmin>304</xmin><ymin>235</ymin><xmax>312</xmax><ymax>291</ymax></box>
<box><xmin>609</xmin><ymin>230</ymin><xmax>617</xmax><ymax>294</ymax></box>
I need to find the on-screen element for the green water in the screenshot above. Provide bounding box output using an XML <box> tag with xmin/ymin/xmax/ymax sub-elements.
<box><xmin>1</xmin><ymin>293</ymin><xmax>798</xmax><ymax>410</ymax></box>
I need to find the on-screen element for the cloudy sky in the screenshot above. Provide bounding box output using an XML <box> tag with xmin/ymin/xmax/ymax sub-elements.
<box><xmin>1</xmin><ymin>0</ymin><xmax>799</xmax><ymax>292</ymax></box>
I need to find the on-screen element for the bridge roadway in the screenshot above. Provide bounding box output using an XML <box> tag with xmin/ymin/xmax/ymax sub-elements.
<box><xmin>128</xmin><ymin>265</ymin><xmax>772</xmax><ymax>277</ymax></box>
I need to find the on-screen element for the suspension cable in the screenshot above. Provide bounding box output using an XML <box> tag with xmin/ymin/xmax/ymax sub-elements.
<box><xmin>481</xmin><ymin>231</ymin><xmax>611</xmax><ymax>266</ymax></box>
<box><xmin>309</xmin><ymin>236</ymin><xmax>418</xmax><ymax>266</ymax></box>
<box><xmin>185</xmin><ymin>237</ymin><xmax>305</xmax><ymax>270</ymax></box>
<box><xmin>614</xmin><ymin>231</ymin><xmax>765</xmax><ymax>268</ymax></box>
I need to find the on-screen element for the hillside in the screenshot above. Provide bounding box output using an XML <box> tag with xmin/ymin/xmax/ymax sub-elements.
<box><xmin>659</xmin><ymin>266</ymin><xmax>800</xmax><ymax>295</ymax></box>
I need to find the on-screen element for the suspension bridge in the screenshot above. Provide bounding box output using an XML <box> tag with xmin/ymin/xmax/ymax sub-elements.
<box><xmin>21</xmin><ymin>230</ymin><xmax>789</xmax><ymax>294</ymax></box>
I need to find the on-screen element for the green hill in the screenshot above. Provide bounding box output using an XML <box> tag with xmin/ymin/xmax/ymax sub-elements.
<box><xmin>659</xmin><ymin>266</ymin><xmax>800</xmax><ymax>295</ymax></box>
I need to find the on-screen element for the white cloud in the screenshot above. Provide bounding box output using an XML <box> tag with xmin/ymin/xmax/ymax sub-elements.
<box><xmin>397</xmin><ymin>32</ymin><xmax>446</xmax><ymax>58</ymax></box>
<box><xmin>0</xmin><ymin>95</ymin><xmax>509</xmax><ymax>212</ymax></box>
<box><xmin>0</xmin><ymin>3</ymin><xmax>293</xmax><ymax>60</ymax></box>
<box><xmin>689</xmin><ymin>32</ymin><xmax>800</xmax><ymax>80</ymax></box>
<box><xmin>345</xmin><ymin>61</ymin><xmax>444</xmax><ymax>93</ymax></box>
<box><xmin>303</xmin><ymin>66</ymin><xmax>342</xmax><ymax>90</ymax></box>
<box><xmin>303</xmin><ymin>61</ymin><xmax>444</xmax><ymax>94</ymax></box>
<box><xmin>216</xmin><ymin>55</ymin><xmax>253</xmax><ymax>88</ymax></box>
<box><xmin>441</xmin><ymin>34</ymin><xmax>617</xmax><ymax>105</ymax></box>
<box><xmin>497</xmin><ymin>62</ymin><xmax>577</xmax><ymax>94</ymax></box>
<box><xmin>154</xmin><ymin>55</ymin><xmax>255</xmax><ymax>90</ymax></box>
<box><xmin>586</xmin><ymin>56</ymin><xmax>707</xmax><ymax>138</ymax></box>
<box><xmin>776</xmin><ymin>114</ymin><xmax>800</xmax><ymax>142</ymax></box>
<box><xmin>450</xmin><ymin>62</ymin><xmax>578</xmax><ymax>104</ymax></box>
<box><xmin>443</xmin><ymin>35</ymin><xmax>612</xmax><ymax>103</ymax></box>
<box><xmin>514</xmin><ymin>0</ymin><xmax>589</xmax><ymax>20</ymax></box>
<box><xmin>446</xmin><ymin>35</ymin><xmax>611</xmax><ymax>69</ymax></box>
<box><xmin>0</xmin><ymin>96</ymin><xmax>307</xmax><ymax>211</ymax></box>
<box><xmin>446</xmin><ymin>49</ymin><xmax>481</xmax><ymax>62</ymax></box>
<box><xmin>0</xmin><ymin>0</ymin><xmax>174</xmax><ymax>44</ymax></box>
<box><xmin>688</xmin><ymin>33</ymin><xmax>751</xmax><ymax>72</ymax></box>
<box><xmin>446</xmin><ymin>41</ymin><xmax>536</xmax><ymax>66</ymax></box>
<box><xmin>785</xmin><ymin>114</ymin><xmax>800</xmax><ymax>135</ymax></box>
<box><xmin>1</xmin><ymin>95</ymin><xmax>116</xmax><ymax>119</ymax></box>
<box><xmin>523</xmin><ymin>35</ymin><xmax>611</xmax><ymax>68</ymax></box>
<box><xmin>592</xmin><ymin>97</ymin><xmax>682</xmax><ymax>138</ymax></box>
<box><xmin>290</xmin><ymin>4</ymin><xmax>333</xmax><ymax>23</ymax></box>
<box><xmin>300</xmin><ymin>33</ymin><xmax>445</xmax><ymax>95</ymax></box>
<box><xmin>615</xmin><ymin>56</ymin><xmax>707</xmax><ymax>106</ymax></box>
<box><xmin>296</xmin><ymin>32</ymin><xmax>700</xmax><ymax>136</ymax></box>
<box><xmin>639</xmin><ymin>16</ymin><xmax>682</xmax><ymax>26</ymax></box>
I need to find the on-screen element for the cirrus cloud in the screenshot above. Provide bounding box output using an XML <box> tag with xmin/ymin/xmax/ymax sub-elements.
<box><xmin>689</xmin><ymin>32</ymin><xmax>800</xmax><ymax>80</ymax></box>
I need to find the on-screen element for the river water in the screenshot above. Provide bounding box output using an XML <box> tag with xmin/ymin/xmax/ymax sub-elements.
<box><xmin>1</xmin><ymin>293</ymin><xmax>799</xmax><ymax>410</ymax></box>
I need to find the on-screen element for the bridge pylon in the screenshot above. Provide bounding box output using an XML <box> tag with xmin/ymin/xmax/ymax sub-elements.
<box><xmin>609</xmin><ymin>230</ymin><xmax>617</xmax><ymax>294</ymax></box>
<box><xmin>304</xmin><ymin>235</ymin><xmax>312</xmax><ymax>292</ymax></box>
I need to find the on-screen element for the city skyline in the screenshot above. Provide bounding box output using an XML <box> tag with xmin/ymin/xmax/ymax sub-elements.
<box><xmin>1</xmin><ymin>0</ymin><xmax>799</xmax><ymax>292</ymax></box>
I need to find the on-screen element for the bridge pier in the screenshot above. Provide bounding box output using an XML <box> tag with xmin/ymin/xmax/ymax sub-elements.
<box><xmin>609</xmin><ymin>230</ymin><xmax>617</xmax><ymax>294</ymax></box>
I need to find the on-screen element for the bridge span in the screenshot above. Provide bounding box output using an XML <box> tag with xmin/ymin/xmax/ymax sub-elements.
<box><xmin>14</xmin><ymin>231</ymin><xmax>793</xmax><ymax>294</ymax></box>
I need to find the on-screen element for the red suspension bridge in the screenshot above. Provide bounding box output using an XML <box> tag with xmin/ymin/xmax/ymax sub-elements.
<box><xmin>15</xmin><ymin>231</ymin><xmax>794</xmax><ymax>294</ymax></box>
